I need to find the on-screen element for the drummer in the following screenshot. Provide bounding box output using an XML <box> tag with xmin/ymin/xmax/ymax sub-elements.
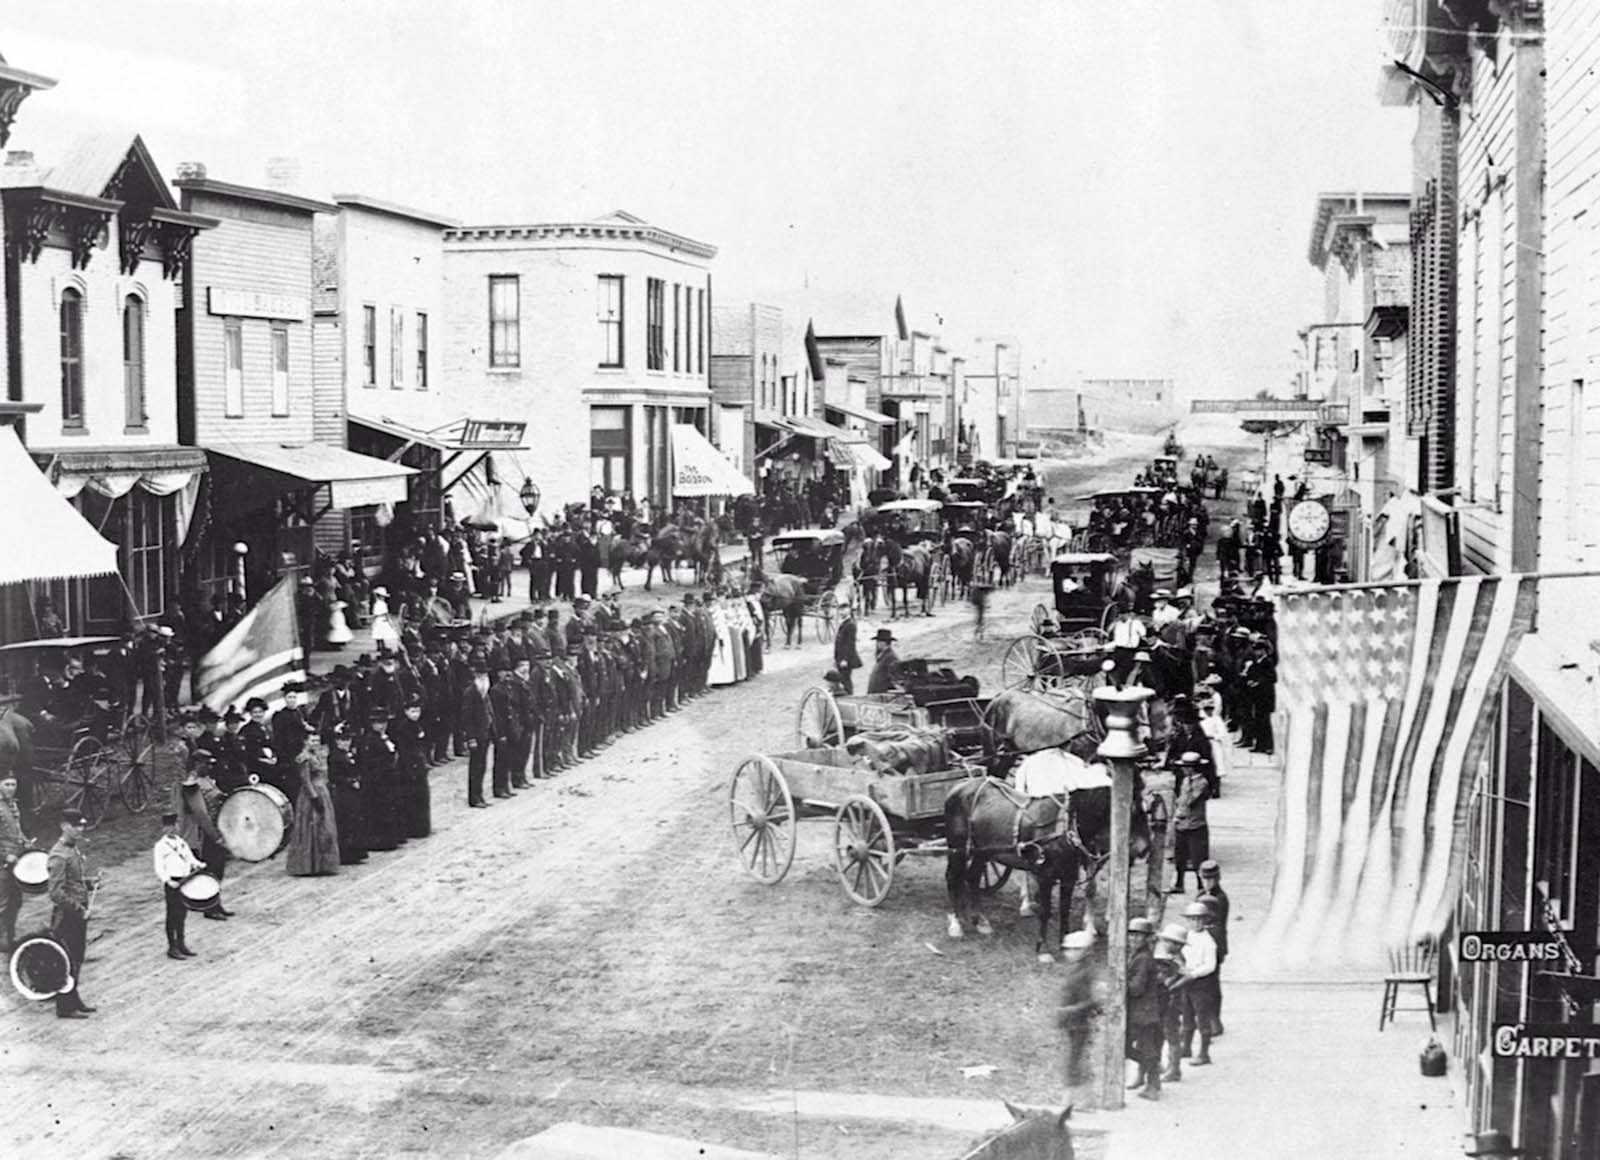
<box><xmin>173</xmin><ymin>756</ymin><xmax>232</xmax><ymax>922</ymax></box>
<box><xmin>0</xmin><ymin>772</ymin><xmax>34</xmax><ymax>954</ymax></box>
<box><xmin>153</xmin><ymin>811</ymin><xmax>204</xmax><ymax>960</ymax></box>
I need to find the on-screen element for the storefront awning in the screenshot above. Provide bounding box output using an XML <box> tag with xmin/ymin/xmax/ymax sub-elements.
<box><xmin>0</xmin><ymin>426</ymin><xmax>118</xmax><ymax>583</ymax></box>
<box><xmin>39</xmin><ymin>445</ymin><xmax>208</xmax><ymax>499</ymax></box>
<box><xmin>671</xmin><ymin>423</ymin><xmax>754</xmax><ymax>497</ymax></box>
<box><xmin>824</xmin><ymin>401</ymin><xmax>895</xmax><ymax>427</ymax></box>
<box><xmin>208</xmin><ymin>441</ymin><xmax>416</xmax><ymax>519</ymax></box>
<box><xmin>829</xmin><ymin>438</ymin><xmax>891</xmax><ymax>473</ymax></box>
<box><xmin>779</xmin><ymin>415</ymin><xmax>859</xmax><ymax>443</ymax></box>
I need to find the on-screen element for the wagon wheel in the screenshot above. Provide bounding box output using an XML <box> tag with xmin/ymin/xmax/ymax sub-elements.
<box><xmin>1031</xmin><ymin>603</ymin><xmax>1054</xmax><ymax>635</ymax></box>
<box><xmin>729</xmin><ymin>755</ymin><xmax>796</xmax><ymax>885</ymax></box>
<box><xmin>978</xmin><ymin>861</ymin><xmax>1013</xmax><ymax>894</ymax></box>
<box><xmin>833</xmin><ymin>795</ymin><xmax>895</xmax><ymax>907</ymax></box>
<box><xmin>61</xmin><ymin>737</ymin><xmax>111</xmax><ymax>830</ymax></box>
<box><xmin>114</xmin><ymin>713</ymin><xmax>156</xmax><ymax>813</ymax></box>
<box><xmin>999</xmin><ymin>635</ymin><xmax>1040</xmax><ymax>688</ymax></box>
<box><xmin>1066</xmin><ymin>627</ymin><xmax>1108</xmax><ymax>652</ymax></box>
<box><xmin>796</xmin><ymin>686</ymin><xmax>845</xmax><ymax>749</ymax></box>
<box><xmin>814</xmin><ymin>590</ymin><xmax>838</xmax><ymax>644</ymax></box>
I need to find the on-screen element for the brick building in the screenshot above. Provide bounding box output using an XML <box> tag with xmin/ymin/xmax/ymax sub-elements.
<box><xmin>441</xmin><ymin>211</ymin><xmax>715</xmax><ymax>515</ymax></box>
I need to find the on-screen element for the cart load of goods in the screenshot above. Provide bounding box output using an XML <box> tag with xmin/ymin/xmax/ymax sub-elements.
<box><xmin>903</xmin><ymin>672</ymin><xmax>980</xmax><ymax>707</ymax></box>
<box><xmin>843</xmin><ymin>726</ymin><xmax>949</xmax><ymax>776</ymax></box>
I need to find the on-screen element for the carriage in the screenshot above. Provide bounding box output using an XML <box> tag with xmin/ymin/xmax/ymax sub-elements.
<box><xmin>1149</xmin><ymin>455</ymin><xmax>1180</xmax><ymax>486</ymax></box>
<box><xmin>998</xmin><ymin>552</ymin><xmax>1125</xmax><ymax>694</ymax></box>
<box><xmin>944</xmin><ymin>477</ymin><xmax>994</xmax><ymax>505</ymax></box>
<box><xmin>768</xmin><ymin>528</ymin><xmax>850</xmax><ymax>642</ymax></box>
<box><xmin>871</xmin><ymin>498</ymin><xmax>945</xmax><ymax>546</ymax></box>
<box><xmin>0</xmin><ymin>636</ymin><xmax>163</xmax><ymax>830</ymax></box>
<box><xmin>795</xmin><ymin>658</ymin><xmax>991</xmax><ymax>758</ymax></box>
<box><xmin>727</xmin><ymin>739</ymin><xmax>1008</xmax><ymax>906</ymax></box>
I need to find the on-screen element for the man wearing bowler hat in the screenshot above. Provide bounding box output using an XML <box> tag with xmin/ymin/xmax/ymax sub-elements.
<box><xmin>458</xmin><ymin>659</ymin><xmax>497</xmax><ymax>808</ymax></box>
<box><xmin>866</xmin><ymin>628</ymin><xmax>900</xmax><ymax>695</ymax></box>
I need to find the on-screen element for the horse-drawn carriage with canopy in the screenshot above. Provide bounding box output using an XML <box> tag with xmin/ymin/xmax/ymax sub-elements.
<box><xmin>765</xmin><ymin>528</ymin><xmax>850</xmax><ymax>643</ymax></box>
<box><xmin>1001</xmin><ymin>552</ymin><xmax>1126</xmax><ymax>694</ymax></box>
<box><xmin>863</xmin><ymin>500</ymin><xmax>948</xmax><ymax>616</ymax></box>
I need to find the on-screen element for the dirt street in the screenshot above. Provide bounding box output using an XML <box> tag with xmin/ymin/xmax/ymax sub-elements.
<box><xmin>2</xmin><ymin>438</ymin><xmax>1206</xmax><ymax>1160</ymax></box>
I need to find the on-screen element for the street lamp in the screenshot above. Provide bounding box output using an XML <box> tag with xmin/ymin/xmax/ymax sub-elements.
<box><xmin>1093</xmin><ymin>683</ymin><xmax>1153</xmax><ymax>1113</ymax></box>
<box><xmin>518</xmin><ymin>478</ymin><xmax>540</xmax><ymax>516</ymax></box>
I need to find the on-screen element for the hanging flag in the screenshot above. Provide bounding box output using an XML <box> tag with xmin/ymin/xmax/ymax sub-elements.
<box><xmin>894</xmin><ymin>294</ymin><xmax>909</xmax><ymax>341</ymax></box>
<box><xmin>804</xmin><ymin>320</ymin><xmax>826</xmax><ymax>382</ymax></box>
<box><xmin>1255</xmin><ymin>575</ymin><xmax>1536</xmax><ymax>969</ymax></box>
<box><xmin>193</xmin><ymin>577</ymin><xmax>308</xmax><ymax>714</ymax></box>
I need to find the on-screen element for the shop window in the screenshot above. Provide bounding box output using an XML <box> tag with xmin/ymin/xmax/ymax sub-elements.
<box><xmin>60</xmin><ymin>288</ymin><xmax>84</xmax><ymax>429</ymax></box>
<box><xmin>271</xmin><ymin>324</ymin><xmax>290</xmax><ymax>416</ymax></box>
<box><xmin>126</xmin><ymin>489</ymin><xmax>166</xmax><ymax>619</ymax></box>
<box><xmin>123</xmin><ymin>295</ymin><xmax>146</xmax><ymax>429</ymax></box>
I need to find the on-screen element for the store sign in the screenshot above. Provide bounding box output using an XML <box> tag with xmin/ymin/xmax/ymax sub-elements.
<box><xmin>1492</xmin><ymin>1025</ymin><xmax>1600</xmax><ymax>1060</ymax></box>
<box><xmin>1460</xmin><ymin>931</ymin><xmax>1566</xmax><ymax>963</ymax></box>
<box><xmin>1418</xmin><ymin>493</ymin><xmax>1461</xmax><ymax>578</ymax></box>
<box><xmin>458</xmin><ymin>420</ymin><xmax>527</xmax><ymax>449</ymax></box>
<box><xmin>207</xmin><ymin>287</ymin><xmax>308</xmax><ymax>321</ymax></box>
<box><xmin>1303</xmin><ymin>447</ymin><xmax>1332</xmax><ymax>465</ymax></box>
<box><xmin>1192</xmin><ymin>398</ymin><xmax>1322</xmax><ymax>416</ymax></box>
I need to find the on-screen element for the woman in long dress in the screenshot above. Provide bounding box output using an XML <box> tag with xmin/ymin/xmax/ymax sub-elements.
<box><xmin>287</xmin><ymin>738</ymin><xmax>341</xmax><ymax>876</ymax></box>
<box><xmin>393</xmin><ymin>698</ymin><xmax>432</xmax><ymax>838</ymax></box>
<box><xmin>742</xmin><ymin>588</ymin><xmax>765</xmax><ymax>677</ymax></box>
<box><xmin>708</xmin><ymin>596</ymin><xmax>736</xmax><ymax>687</ymax></box>
<box><xmin>328</xmin><ymin>727</ymin><xmax>368</xmax><ymax>865</ymax></box>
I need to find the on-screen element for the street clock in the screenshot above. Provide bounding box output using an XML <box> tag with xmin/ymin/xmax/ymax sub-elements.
<box><xmin>1287</xmin><ymin>498</ymin><xmax>1331</xmax><ymax>547</ymax></box>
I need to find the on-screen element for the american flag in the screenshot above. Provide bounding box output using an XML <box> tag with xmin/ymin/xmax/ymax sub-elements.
<box><xmin>1255</xmin><ymin>575</ymin><xmax>1536</xmax><ymax>968</ymax></box>
<box><xmin>193</xmin><ymin>577</ymin><xmax>308</xmax><ymax>714</ymax></box>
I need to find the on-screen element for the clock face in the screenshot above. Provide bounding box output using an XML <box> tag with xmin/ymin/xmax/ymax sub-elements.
<box><xmin>1288</xmin><ymin>499</ymin><xmax>1330</xmax><ymax>545</ymax></box>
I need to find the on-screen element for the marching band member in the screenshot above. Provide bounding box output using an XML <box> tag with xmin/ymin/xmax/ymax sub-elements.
<box><xmin>174</xmin><ymin>756</ymin><xmax>231</xmax><ymax>921</ymax></box>
<box><xmin>154</xmin><ymin>811</ymin><xmax>204</xmax><ymax>960</ymax></box>
<box><xmin>0</xmin><ymin>772</ymin><xmax>33</xmax><ymax>953</ymax></box>
<box><xmin>47</xmin><ymin>810</ymin><xmax>97</xmax><ymax>1018</ymax></box>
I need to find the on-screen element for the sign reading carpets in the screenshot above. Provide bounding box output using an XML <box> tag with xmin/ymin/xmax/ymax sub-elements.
<box><xmin>1255</xmin><ymin>575</ymin><xmax>1537</xmax><ymax>968</ymax></box>
<box><xmin>458</xmin><ymin>420</ymin><xmax>528</xmax><ymax>449</ymax></box>
<box><xmin>1492</xmin><ymin>1026</ymin><xmax>1600</xmax><ymax>1060</ymax></box>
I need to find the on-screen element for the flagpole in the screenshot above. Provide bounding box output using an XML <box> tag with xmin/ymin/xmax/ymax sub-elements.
<box><xmin>1269</xmin><ymin>567</ymin><xmax>1600</xmax><ymax>598</ymax></box>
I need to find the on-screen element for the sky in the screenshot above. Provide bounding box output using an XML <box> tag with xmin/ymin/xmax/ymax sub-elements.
<box><xmin>5</xmin><ymin>0</ymin><xmax>1412</xmax><ymax>401</ymax></box>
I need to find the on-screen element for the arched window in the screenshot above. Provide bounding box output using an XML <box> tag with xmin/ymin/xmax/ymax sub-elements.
<box><xmin>60</xmin><ymin>288</ymin><xmax>84</xmax><ymax>428</ymax></box>
<box><xmin>123</xmin><ymin>294</ymin><xmax>146</xmax><ymax>428</ymax></box>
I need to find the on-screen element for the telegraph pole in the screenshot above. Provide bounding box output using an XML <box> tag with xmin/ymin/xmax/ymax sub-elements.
<box><xmin>1094</xmin><ymin>684</ymin><xmax>1152</xmax><ymax>1112</ymax></box>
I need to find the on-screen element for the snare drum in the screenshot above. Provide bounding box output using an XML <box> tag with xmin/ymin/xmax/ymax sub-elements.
<box><xmin>217</xmin><ymin>783</ymin><xmax>293</xmax><ymax>863</ymax></box>
<box><xmin>9</xmin><ymin>934</ymin><xmax>72</xmax><ymax>1001</ymax></box>
<box><xmin>177</xmin><ymin>872</ymin><xmax>221</xmax><ymax>912</ymax></box>
<box><xmin>12</xmin><ymin>849</ymin><xmax>48</xmax><ymax>895</ymax></box>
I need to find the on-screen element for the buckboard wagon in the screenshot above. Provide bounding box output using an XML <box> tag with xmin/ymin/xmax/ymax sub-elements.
<box><xmin>728</xmin><ymin>747</ymin><xmax>1009</xmax><ymax>906</ymax></box>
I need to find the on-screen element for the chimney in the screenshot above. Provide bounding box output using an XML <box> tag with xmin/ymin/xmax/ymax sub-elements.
<box><xmin>175</xmin><ymin>161</ymin><xmax>207</xmax><ymax>181</ymax></box>
<box><xmin>5</xmin><ymin>150</ymin><xmax>34</xmax><ymax>167</ymax></box>
<box><xmin>265</xmin><ymin>155</ymin><xmax>300</xmax><ymax>193</ymax></box>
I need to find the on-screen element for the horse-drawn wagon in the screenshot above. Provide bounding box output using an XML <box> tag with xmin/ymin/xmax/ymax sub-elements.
<box><xmin>765</xmin><ymin>529</ymin><xmax>850</xmax><ymax>642</ymax></box>
<box><xmin>795</xmin><ymin>659</ymin><xmax>990</xmax><ymax>756</ymax></box>
<box><xmin>727</xmin><ymin>739</ymin><xmax>1005</xmax><ymax>907</ymax></box>
<box><xmin>863</xmin><ymin>500</ymin><xmax>947</xmax><ymax>617</ymax></box>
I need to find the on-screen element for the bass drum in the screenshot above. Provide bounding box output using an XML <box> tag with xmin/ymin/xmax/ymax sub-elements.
<box><xmin>10</xmin><ymin>933</ymin><xmax>73</xmax><ymax>1001</ymax></box>
<box><xmin>12</xmin><ymin>849</ymin><xmax>49</xmax><ymax>895</ymax></box>
<box><xmin>217</xmin><ymin>783</ymin><xmax>293</xmax><ymax>863</ymax></box>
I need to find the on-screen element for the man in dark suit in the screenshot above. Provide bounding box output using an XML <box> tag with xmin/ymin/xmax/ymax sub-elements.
<box><xmin>487</xmin><ymin>667</ymin><xmax>522</xmax><ymax>799</ymax></box>
<box><xmin>458</xmin><ymin>660</ymin><xmax>497</xmax><ymax>807</ymax></box>
<box><xmin>832</xmin><ymin>606</ymin><xmax>863</xmax><ymax>694</ymax></box>
<box><xmin>866</xmin><ymin>628</ymin><xmax>900</xmax><ymax>695</ymax></box>
<box><xmin>313</xmin><ymin>667</ymin><xmax>357</xmax><ymax>741</ymax></box>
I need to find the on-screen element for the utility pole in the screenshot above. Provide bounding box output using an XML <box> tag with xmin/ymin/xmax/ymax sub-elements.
<box><xmin>1094</xmin><ymin>684</ymin><xmax>1152</xmax><ymax>1112</ymax></box>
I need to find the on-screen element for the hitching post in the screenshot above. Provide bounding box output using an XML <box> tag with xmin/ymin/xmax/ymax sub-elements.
<box><xmin>1095</xmin><ymin>683</ymin><xmax>1152</xmax><ymax>1112</ymax></box>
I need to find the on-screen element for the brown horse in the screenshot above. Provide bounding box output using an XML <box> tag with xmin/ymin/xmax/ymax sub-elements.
<box><xmin>944</xmin><ymin>739</ymin><xmax>1150</xmax><ymax>958</ymax></box>
<box><xmin>895</xmin><ymin>543</ymin><xmax>935</xmax><ymax>618</ymax></box>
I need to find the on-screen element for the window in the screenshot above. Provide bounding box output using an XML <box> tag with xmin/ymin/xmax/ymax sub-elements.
<box><xmin>672</xmin><ymin>284</ymin><xmax>681</xmax><ymax>372</ymax></box>
<box><xmin>782</xmin><ymin>375</ymin><xmax>796</xmax><ymax>417</ymax></box>
<box><xmin>60</xmin><ymin>288</ymin><xmax>84</xmax><ymax>428</ymax></box>
<box><xmin>271</xmin><ymin>325</ymin><xmax>290</xmax><ymax>416</ymax></box>
<box><xmin>489</xmin><ymin>275</ymin><xmax>520</xmax><ymax>367</ymax></box>
<box><xmin>390</xmin><ymin>307</ymin><xmax>404</xmax><ymax>387</ymax></box>
<box><xmin>127</xmin><ymin>489</ymin><xmax>166</xmax><ymax>619</ymax></box>
<box><xmin>224</xmin><ymin>320</ymin><xmax>244</xmax><ymax>417</ymax></box>
<box><xmin>697</xmin><ymin>288</ymin><xmax>705</xmax><ymax>373</ymax></box>
<box><xmin>362</xmin><ymin>305</ymin><xmax>376</xmax><ymax>386</ymax></box>
<box><xmin>759</xmin><ymin>354</ymin><xmax>767</xmax><ymax>408</ymax></box>
<box><xmin>597</xmin><ymin>275</ymin><xmax>624</xmax><ymax>367</ymax></box>
<box><xmin>416</xmin><ymin>312</ymin><xmax>429</xmax><ymax>388</ymax></box>
<box><xmin>1569</xmin><ymin>379</ymin><xmax>1585</xmax><ymax>545</ymax></box>
<box><xmin>123</xmin><ymin>295</ymin><xmax>146</xmax><ymax>429</ymax></box>
<box><xmin>646</xmin><ymin>278</ymin><xmax>664</xmax><ymax>370</ymax></box>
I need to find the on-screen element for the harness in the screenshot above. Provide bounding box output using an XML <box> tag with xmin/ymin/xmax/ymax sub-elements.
<box><xmin>968</xmin><ymin>777</ymin><xmax>1105</xmax><ymax>873</ymax></box>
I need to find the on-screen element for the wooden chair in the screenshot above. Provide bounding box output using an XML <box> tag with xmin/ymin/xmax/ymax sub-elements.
<box><xmin>1379</xmin><ymin>939</ymin><xmax>1438</xmax><ymax>1031</ymax></box>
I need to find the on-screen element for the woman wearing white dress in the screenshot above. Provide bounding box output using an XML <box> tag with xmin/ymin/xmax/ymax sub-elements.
<box><xmin>370</xmin><ymin>586</ymin><xmax>399</xmax><ymax>649</ymax></box>
<box><xmin>708</xmin><ymin>596</ymin><xmax>737</xmax><ymax>687</ymax></box>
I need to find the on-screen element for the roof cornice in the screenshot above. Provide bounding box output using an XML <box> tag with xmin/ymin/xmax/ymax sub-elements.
<box><xmin>445</xmin><ymin>219</ymin><xmax>717</xmax><ymax>260</ymax></box>
<box><xmin>177</xmin><ymin>177</ymin><xmax>336</xmax><ymax>216</ymax></box>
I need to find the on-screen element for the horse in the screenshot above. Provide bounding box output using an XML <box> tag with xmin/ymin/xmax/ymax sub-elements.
<box><xmin>895</xmin><ymin>543</ymin><xmax>936</xmax><ymax>618</ymax></box>
<box><xmin>643</xmin><ymin>525</ymin><xmax>687</xmax><ymax>589</ymax></box>
<box><xmin>944</xmin><ymin>752</ymin><xmax>1151</xmax><ymax>959</ymax></box>
<box><xmin>687</xmin><ymin>518</ymin><xmax>721</xmax><ymax>587</ymax></box>
<box><xmin>760</xmin><ymin>573</ymin><xmax>810</xmax><ymax>647</ymax></box>
<box><xmin>858</xmin><ymin>536</ymin><xmax>901</xmax><ymax>617</ymax></box>
<box><xmin>963</xmin><ymin>1103</ymin><xmax>1075</xmax><ymax>1160</ymax></box>
<box><xmin>945</xmin><ymin>535</ymin><xmax>975</xmax><ymax>599</ymax></box>
<box><xmin>986</xmin><ymin>529</ymin><xmax>1014</xmax><ymax>587</ymax></box>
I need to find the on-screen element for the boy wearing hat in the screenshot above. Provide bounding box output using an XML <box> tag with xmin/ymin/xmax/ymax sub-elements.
<box><xmin>866</xmin><ymin>629</ymin><xmax>900</xmax><ymax>695</ymax></box>
<box><xmin>1055</xmin><ymin>929</ymin><xmax>1101</xmax><ymax>1092</ymax></box>
<box><xmin>1176</xmin><ymin>901</ymin><xmax>1219</xmax><ymax>1067</ymax></box>
<box><xmin>1125</xmin><ymin>917</ymin><xmax>1165</xmax><ymax>1099</ymax></box>
<box><xmin>47</xmin><ymin>810</ymin><xmax>97</xmax><ymax>1017</ymax></box>
<box><xmin>1169</xmin><ymin>751</ymin><xmax>1211</xmax><ymax>894</ymax></box>
<box><xmin>1197</xmin><ymin>861</ymin><xmax>1229</xmax><ymax>1036</ymax></box>
<box><xmin>154</xmin><ymin>811</ymin><xmax>204</xmax><ymax>960</ymax></box>
<box><xmin>1153</xmin><ymin>923</ymin><xmax>1188</xmax><ymax>1083</ymax></box>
